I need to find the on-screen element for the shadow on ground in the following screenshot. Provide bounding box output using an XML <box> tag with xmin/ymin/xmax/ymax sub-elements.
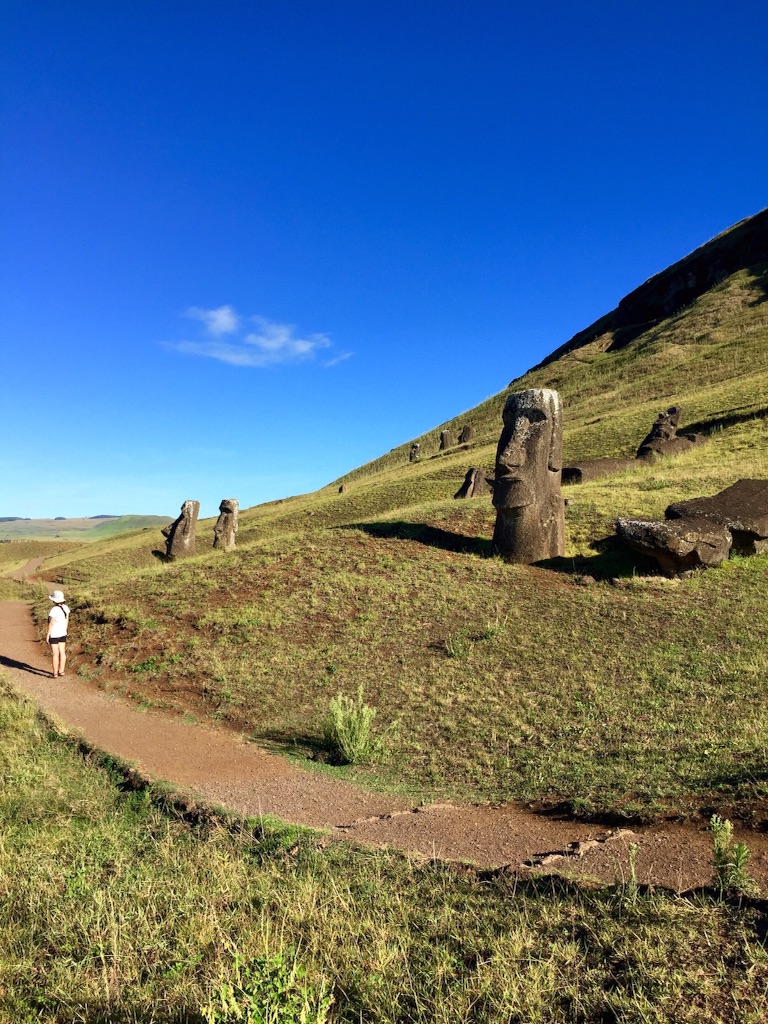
<box><xmin>345</xmin><ymin>521</ymin><xmax>493</xmax><ymax>557</ymax></box>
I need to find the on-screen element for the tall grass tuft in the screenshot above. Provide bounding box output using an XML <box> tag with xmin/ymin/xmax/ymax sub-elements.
<box><xmin>324</xmin><ymin>685</ymin><xmax>382</xmax><ymax>765</ymax></box>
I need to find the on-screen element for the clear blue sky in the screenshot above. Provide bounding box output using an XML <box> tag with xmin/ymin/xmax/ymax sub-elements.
<box><xmin>2</xmin><ymin>1</ymin><xmax>766</xmax><ymax>519</ymax></box>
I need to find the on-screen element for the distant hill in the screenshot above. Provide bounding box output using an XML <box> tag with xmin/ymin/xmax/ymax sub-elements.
<box><xmin>0</xmin><ymin>515</ymin><xmax>172</xmax><ymax>541</ymax></box>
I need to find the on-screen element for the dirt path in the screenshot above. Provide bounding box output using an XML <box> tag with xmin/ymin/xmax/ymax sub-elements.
<box><xmin>3</xmin><ymin>595</ymin><xmax>768</xmax><ymax>891</ymax></box>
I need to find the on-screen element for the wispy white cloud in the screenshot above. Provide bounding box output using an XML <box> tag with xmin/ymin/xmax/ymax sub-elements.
<box><xmin>185</xmin><ymin>304</ymin><xmax>240</xmax><ymax>336</ymax></box>
<box><xmin>172</xmin><ymin>308</ymin><xmax>346</xmax><ymax>368</ymax></box>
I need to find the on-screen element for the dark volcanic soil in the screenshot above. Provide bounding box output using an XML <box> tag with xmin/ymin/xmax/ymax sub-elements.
<box><xmin>3</xmin><ymin>593</ymin><xmax>768</xmax><ymax>892</ymax></box>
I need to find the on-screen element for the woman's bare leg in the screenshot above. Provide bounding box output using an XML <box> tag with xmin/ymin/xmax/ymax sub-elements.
<box><xmin>58</xmin><ymin>643</ymin><xmax>66</xmax><ymax>676</ymax></box>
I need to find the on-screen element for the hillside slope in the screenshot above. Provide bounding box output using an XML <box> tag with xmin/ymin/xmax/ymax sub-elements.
<box><xmin>12</xmin><ymin>210</ymin><xmax>768</xmax><ymax>819</ymax></box>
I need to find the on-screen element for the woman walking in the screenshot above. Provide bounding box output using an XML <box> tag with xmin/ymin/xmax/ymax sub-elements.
<box><xmin>46</xmin><ymin>590</ymin><xmax>70</xmax><ymax>678</ymax></box>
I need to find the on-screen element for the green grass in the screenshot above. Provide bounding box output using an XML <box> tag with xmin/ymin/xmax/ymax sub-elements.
<box><xmin>2</xmin><ymin>678</ymin><xmax>768</xmax><ymax>1023</ymax></box>
<box><xmin>21</xmin><ymin>260</ymin><xmax>768</xmax><ymax>819</ymax></box>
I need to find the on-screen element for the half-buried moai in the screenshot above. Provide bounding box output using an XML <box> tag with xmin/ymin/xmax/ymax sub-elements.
<box><xmin>439</xmin><ymin>429</ymin><xmax>453</xmax><ymax>451</ymax></box>
<box><xmin>213</xmin><ymin>498</ymin><xmax>239</xmax><ymax>552</ymax></box>
<box><xmin>454</xmin><ymin>467</ymin><xmax>488</xmax><ymax>499</ymax></box>
<box><xmin>409</xmin><ymin>443</ymin><xmax>421</xmax><ymax>463</ymax></box>
<box><xmin>636</xmin><ymin>405</ymin><xmax>705</xmax><ymax>460</ymax></box>
<box><xmin>162</xmin><ymin>500</ymin><xmax>200</xmax><ymax>560</ymax></box>
<box><xmin>492</xmin><ymin>388</ymin><xmax>565</xmax><ymax>563</ymax></box>
<box><xmin>458</xmin><ymin>423</ymin><xmax>473</xmax><ymax>444</ymax></box>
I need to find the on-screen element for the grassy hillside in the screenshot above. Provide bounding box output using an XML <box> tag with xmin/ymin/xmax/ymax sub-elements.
<box><xmin>0</xmin><ymin>514</ymin><xmax>172</xmax><ymax>542</ymax></box>
<box><xmin>10</xmin><ymin>224</ymin><xmax>768</xmax><ymax>820</ymax></box>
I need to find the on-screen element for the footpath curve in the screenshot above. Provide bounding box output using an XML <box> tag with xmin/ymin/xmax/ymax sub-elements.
<box><xmin>2</xmin><ymin>595</ymin><xmax>768</xmax><ymax>891</ymax></box>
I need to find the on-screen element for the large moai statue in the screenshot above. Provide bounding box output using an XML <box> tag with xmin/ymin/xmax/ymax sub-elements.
<box><xmin>439</xmin><ymin>429</ymin><xmax>453</xmax><ymax>451</ymax></box>
<box><xmin>636</xmin><ymin>405</ymin><xmax>705</xmax><ymax>460</ymax></box>
<box><xmin>458</xmin><ymin>423</ymin><xmax>473</xmax><ymax>444</ymax></box>
<box><xmin>409</xmin><ymin>443</ymin><xmax>421</xmax><ymax>463</ymax></box>
<box><xmin>492</xmin><ymin>389</ymin><xmax>565</xmax><ymax>563</ymax></box>
<box><xmin>213</xmin><ymin>498</ymin><xmax>239</xmax><ymax>552</ymax></box>
<box><xmin>162</xmin><ymin>500</ymin><xmax>200</xmax><ymax>560</ymax></box>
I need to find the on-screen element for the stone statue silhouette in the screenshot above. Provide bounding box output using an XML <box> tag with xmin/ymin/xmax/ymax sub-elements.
<box><xmin>492</xmin><ymin>388</ymin><xmax>565</xmax><ymax>562</ymax></box>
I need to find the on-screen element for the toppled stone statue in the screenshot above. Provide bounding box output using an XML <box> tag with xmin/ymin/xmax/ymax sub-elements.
<box><xmin>439</xmin><ymin>430</ymin><xmax>453</xmax><ymax>451</ymax></box>
<box><xmin>162</xmin><ymin>500</ymin><xmax>200</xmax><ymax>560</ymax></box>
<box><xmin>409</xmin><ymin>443</ymin><xmax>421</xmax><ymax>463</ymax></box>
<box><xmin>616</xmin><ymin>517</ymin><xmax>732</xmax><ymax>576</ymax></box>
<box><xmin>562</xmin><ymin>458</ymin><xmax>636</xmax><ymax>485</ymax></box>
<box><xmin>213</xmin><ymin>498</ymin><xmax>239</xmax><ymax>552</ymax></box>
<box><xmin>492</xmin><ymin>388</ymin><xmax>565</xmax><ymax>562</ymax></box>
<box><xmin>458</xmin><ymin>424</ymin><xmax>473</xmax><ymax>444</ymax></box>
<box><xmin>666</xmin><ymin>479</ymin><xmax>768</xmax><ymax>555</ymax></box>
<box><xmin>454</xmin><ymin>467</ymin><xmax>489</xmax><ymax>499</ymax></box>
<box><xmin>617</xmin><ymin>478</ymin><xmax>768</xmax><ymax>574</ymax></box>
<box><xmin>637</xmin><ymin>405</ymin><xmax>706</xmax><ymax>460</ymax></box>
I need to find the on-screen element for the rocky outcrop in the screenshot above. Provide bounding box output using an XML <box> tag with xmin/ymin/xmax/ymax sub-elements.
<box><xmin>527</xmin><ymin>208</ymin><xmax>768</xmax><ymax>372</ymax></box>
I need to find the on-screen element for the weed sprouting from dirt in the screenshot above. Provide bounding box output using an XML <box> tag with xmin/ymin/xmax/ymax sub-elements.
<box><xmin>710</xmin><ymin>814</ymin><xmax>760</xmax><ymax>897</ymax></box>
<box><xmin>324</xmin><ymin>686</ymin><xmax>383</xmax><ymax>765</ymax></box>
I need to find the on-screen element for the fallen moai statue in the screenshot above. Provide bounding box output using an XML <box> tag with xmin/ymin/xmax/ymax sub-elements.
<box><xmin>439</xmin><ymin>430</ymin><xmax>453</xmax><ymax>451</ymax></box>
<box><xmin>617</xmin><ymin>478</ymin><xmax>768</xmax><ymax>575</ymax></box>
<box><xmin>562</xmin><ymin>458</ymin><xmax>636</xmax><ymax>485</ymax></box>
<box><xmin>162</xmin><ymin>500</ymin><xmax>200</xmax><ymax>560</ymax></box>
<box><xmin>492</xmin><ymin>388</ymin><xmax>565</xmax><ymax>563</ymax></box>
<box><xmin>213</xmin><ymin>498</ymin><xmax>239</xmax><ymax>552</ymax></box>
<box><xmin>666</xmin><ymin>479</ymin><xmax>768</xmax><ymax>555</ymax></box>
<box><xmin>636</xmin><ymin>405</ymin><xmax>706</xmax><ymax>460</ymax></box>
<box><xmin>454</xmin><ymin>467</ymin><xmax>489</xmax><ymax>499</ymax></box>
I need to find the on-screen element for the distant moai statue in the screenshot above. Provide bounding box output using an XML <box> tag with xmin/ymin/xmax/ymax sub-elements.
<box><xmin>439</xmin><ymin>430</ymin><xmax>453</xmax><ymax>451</ymax></box>
<box><xmin>338</xmin><ymin>484</ymin><xmax>348</xmax><ymax>494</ymax></box>
<box><xmin>162</xmin><ymin>500</ymin><xmax>200</xmax><ymax>560</ymax></box>
<box><xmin>458</xmin><ymin>424</ymin><xmax>473</xmax><ymax>444</ymax></box>
<box><xmin>409</xmin><ymin>443</ymin><xmax>421</xmax><ymax>463</ymax></box>
<box><xmin>492</xmin><ymin>389</ymin><xmax>565</xmax><ymax>563</ymax></box>
<box><xmin>213</xmin><ymin>498</ymin><xmax>239</xmax><ymax>552</ymax></box>
<box><xmin>454</xmin><ymin>467</ymin><xmax>489</xmax><ymax>499</ymax></box>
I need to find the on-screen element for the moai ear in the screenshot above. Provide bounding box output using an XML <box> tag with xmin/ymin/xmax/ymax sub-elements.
<box><xmin>547</xmin><ymin>391</ymin><xmax>563</xmax><ymax>472</ymax></box>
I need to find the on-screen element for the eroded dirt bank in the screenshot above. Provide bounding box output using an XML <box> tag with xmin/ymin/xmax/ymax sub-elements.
<box><xmin>3</xmin><ymin>597</ymin><xmax>768</xmax><ymax>891</ymax></box>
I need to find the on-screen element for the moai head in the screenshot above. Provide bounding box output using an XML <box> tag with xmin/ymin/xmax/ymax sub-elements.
<box><xmin>492</xmin><ymin>389</ymin><xmax>564</xmax><ymax>562</ymax></box>
<box><xmin>213</xmin><ymin>498</ymin><xmax>239</xmax><ymax>552</ymax></box>
<box><xmin>162</xmin><ymin>500</ymin><xmax>201</xmax><ymax>560</ymax></box>
<box><xmin>493</xmin><ymin>389</ymin><xmax>563</xmax><ymax>510</ymax></box>
<box><xmin>409</xmin><ymin>443</ymin><xmax>421</xmax><ymax>463</ymax></box>
<box><xmin>458</xmin><ymin>424</ymin><xmax>473</xmax><ymax>444</ymax></box>
<box><xmin>439</xmin><ymin>430</ymin><xmax>453</xmax><ymax>451</ymax></box>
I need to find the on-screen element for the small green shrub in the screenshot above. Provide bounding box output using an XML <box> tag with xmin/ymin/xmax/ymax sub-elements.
<box><xmin>710</xmin><ymin>814</ymin><xmax>759</xmax><ymax>897</ymax></box>
<box><xmin>444</xmin><ymin>628</ymin><xmax>470</xmax><ymax>659</ymax></box>
<box><xmin>324</xmin><ymin>685</ymin><xmax>382</xmax><ymax>765</ymax></box>
<box><xmin>202</xmin><ymin>950</ymin><xmax>332</xmax><ymax>1024</ymax></box>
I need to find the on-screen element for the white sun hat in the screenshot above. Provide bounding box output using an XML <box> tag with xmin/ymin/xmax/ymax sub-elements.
<box><xmin>49</xmin><ymin>590</ymin><xmax>66</xmax><ymax>603</ymax></box>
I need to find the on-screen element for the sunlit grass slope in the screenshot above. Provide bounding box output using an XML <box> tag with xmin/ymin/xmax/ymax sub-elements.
<box><xmin>4</xmin><ymin>679</ymin><xmax>767</xmax><ymax>1023</ymax></box>
<box><xmin>20</xmin><ymin>252</ymin><xmax>768</xmax><ymax>818</ymax></box>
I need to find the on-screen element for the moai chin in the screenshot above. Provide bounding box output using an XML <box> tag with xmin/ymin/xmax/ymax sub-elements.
<box><xmin>492</xmin><ymin>389</ymin><xmax>565</xmax><ymax>563</ymax></box>
<box><xmin>213</xmin><ymin>498</ymin><xmax>239</xmax><ymax>552</ymax></box>
<box><xmin>162</xmin><ymin>500</ymin><xmax>200</xmax><ymax>560</ymax></box>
